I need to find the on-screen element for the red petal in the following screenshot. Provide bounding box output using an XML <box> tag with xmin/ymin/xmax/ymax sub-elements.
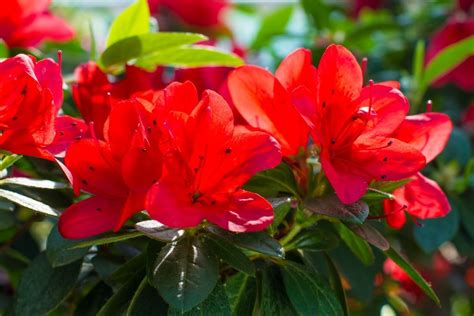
<box><xmin>206</xmin><ymin>190</ymin><xmax>274</xmax><ymax>232</ymax></box>
<box><xmin>46</xmin><ymin>116</ymin><xmax>89</xmax><ymax>157</ymax></box>
<box><xmin>383</xmin><ymin>189</ymin><xmax>408</xmax><ymax>229</ymax></box>
<box><xmin>65</xmin><ymin>139</ymin><xmax>128</xmax><ymax>198</ymax></box>
<box><xmin>275</xmin><ymin>48</ymin><xmax>318</xmax><ymax>96</ymax></box>
<box><xmin>59</xmin><ymin>197</ymin><xmax>124</xmax><ymax>239</ymax></box>
<box><xmin>357</xmin><ymin>84</ymin><xmax>409</xmax><ymax>139</ymax></box>
<box><xmin>402</xmin><ymin>173</ymin><xmax>451</xmax><ymax>219</ymax></box>
<box><xmin>34</xmin><ymin>57</ymin><xmax>63</xmax><ymax>111</ymax></box>
<box><xmin>114</xmin><ymin>191</ymin><xmax>145</xmax><ymax>231</ymax></box>
<box><xmin>352</xmin><ymin>137</ymin><xmax>426</xmax><ymax>182</ymax></box>
<box><xmin>394</xmin><ymin>113</ymin><xmax>453</xmax><ymax>163</ymax></box>
<box><xmin>227</xmin><ymin>65</ymin><xmax>309</xmax><ymax>155</ymax></box>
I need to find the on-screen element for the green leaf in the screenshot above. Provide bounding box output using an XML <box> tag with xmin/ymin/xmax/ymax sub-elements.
<box><xmin>0</xmin><ymin>188</ymin><xmax>59</xmax><ymax>217</ymax></box>
<box><xmin>97</xmin><ymin>269</ymin><xmax>145</xmax><ymax>316</ymax></box>
<box><xmin>324</xmin><ymin>254</ymin><xmax>349</xmax><ymax>316</ymax></box>
<box><xmin>413</xmin><ymin>206</ymin><xmax>460</xmax><ymax>253</ymax></box>
<box><xmin>135</xmin><ymin>220</ymin><xmax>184</xmax><ymax>242</ymax></box>
<box><xmin>46</xmin><ymin>224</ymin><xmax>89</xmax><ymax>267</ymax></box>
<box><xmin>270</xmin><ymin>198</ymin><xmax>292</xmax><ymax>231</ymax></box>
<box><xmin>126</xmin><ymin>277</ymin><xmax>167</xmax><ymax>316</ymax></box>
<box><xmin>74</xmin><ymin>281</ymin><xmax>113</xmax><ymax>316</ymax></box>
<box><xmin>347</xmin><ymin>223</ymin><xmax>390</xmax><ymax>251</ymax></box>
<box><xmin>107</xmin><ymin>254</ymin><xmax>146</xmax><ymax>289</ymax></box>
<box><xmin>384</xmin><ymin>247</ymin><xmax>440</xmax><ymax>306</ymax></box>
<box><xmin>300</xmin><ymin>0</ymin><xmax>330</xmax><ymax>29</ymax></box>
<box><xmin>100</xmin><ymin>32</ymin><xmax>207</xmax><ymax>70</ymax></box>
<box><xmin>151</xmin><ymin>236</ymin><xmax>218</xmax><ymax>312</ymax></box>
<box><xmin>134</xmin><ymin>45</ymin><xmax>243</xmax><ymax>70</ymax></box>
<box><xmin>251</xmin><ymin>6</ymin><xmax>294</xmax><ymax>49</ymax></box>
<box><xmin>0</xmin><ymin>177</ymin><xmax>68</xmax><ymax>189</ymax></box>
<box><xmin>168</xmin><ymin>282</ymin><xmax>231</xmax><ymax>316</ymax></box>
<box><xmin>412</xmin><ymin>39</ymin><xmax>425</xmax><ymax>90</ymax></box>
<box><xmin>421</xmin><ymin>36</ymin><xmax>474</xmax><ymax>91</ymax></box>
<box><xmin>14</xmin><ymin>253</ymin><xmax>82</xmax><ymax>316</ymax></box>
<box><xmin>0</xmin><ymin>209</ymin><xmax>15</xmax><ymax>230</ymax></box>
<box><xmin>245</xmin><ymin>163</ymin><xmax>299</xmax><ymax>199</ymax></box>
<box><xmin>306</xmin><ymin>194</ymin><xmax>369</xmax><ymax>224</ymax></box>
<box><xmin>204</xmin><ymin>234</ymin><xmax>256</xmax><ymax>276</ymax></box>
<box><xmin>285</xmin><ymin>226</ymin><xmax>339</xmax><ymax>252</ymax></box>
<box><xmin>0</xmin><ymin>39</ymin><xmax>8</xmax><ymax>58</ymax></box>
<box><xmin>260</xmin><ymin>265</ymin><xmax>298</xmax><ymax>316</ymax></box>
<box><xmin>280</xmin><ymin>262</ymin><xmax>343</xmax><ymax>316</ymax></box>
<box><xmin>70</xmin><ymin>231</ymin><xmax>143</xmax><ymax>249</ymax></box>
<box><xmin>207</xmin><ymin>226</ymin><xmax>284</xmax><ymax>258</ymax></box>
<box><xmin>0</xmin><ymin>154</ymin><xmax>22</xmax><ymax>171</ymax></box>
<box><xmin>438</xmin><ymin>127</ymin><xmax>472</xmax><ymax>167</ymax></box>
<box><xmin>333</xmin><ymin>222</ymin><xmax>374</xmax><ymax>265</ymax></box>
<box><xmin>226</xmin><ymin>273</ymin><xmax>257</xmax><ymax>316</ymax></box>
<box><xmin>106</xmin><ymin>0</ymin><xmax>150</xmax><ymax>47</ymax></box>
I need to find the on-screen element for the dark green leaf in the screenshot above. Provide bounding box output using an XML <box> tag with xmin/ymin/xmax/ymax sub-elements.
<box><xmin>204</xmin><ymin>234</ymin><xmax>255</xmax><ymax>276</ymax></box>
<box><xmin>168</xmin><ymin>282</ymin><xmax>231</xmax><ymax>316</ymax></box>
<box><xmin>46</xmin><ymin>224</ymin><xmax>89</xmax><ymax>267</ymax></box>
<box><xmin>324</xmin><ymin>254</ymin><xmax>349</xmax><ymax>316</ymax></box>
<box><xmin>384</xmin><ymin>247</ymin><xmax>440</xmax><ymax>306</ymax></box>
<box><xmin>347</xmin><ymin>223</ymin><xmax>390</xmax><ymax>251</ymax></box>
<box><xmin>70</xmin><ymin>231</ymin><xmax>143</xmax><ymax>249</ymax></box>
<box><xmin>438</xmin><ymin>127</ymin><xmax>472</xmax><ymax>167</ymax></box>
<box><xmin>106</xmin><ymin>0</ymin><xmax>150</xmax><ymax>47</ymax></box>
<box><xmin>260</xmin><ymin>265</ymin><xmax>298</xmax><ymax>316</ymax></box>
<box><xmin>14</xmin><ymin>253</ymin><xmax>81</xmax><ymax>316</ymax></box>
<box><xmin>270</xmin><ymin>198</ymin><xmax>292</xmax><ymax>231</ymax></box>
<box><xmin>0</xmin><ymin>188</ymin><xmax>59</xmax><ymax>217</ymax></box>
<box><xmin>280</xmin><ymin>262</ymin><xmax>343</xmax><ymax>316</ymax></box>
<box><xmin>151</xmin><ymin>236</ymin><xmax>218</xmax><ymax>312</ymax></box>
<box><xmin>207</xmin><ymin>226</ymin><xmax>284</xmax><ymax>258</ymax></box>
<box><xmin>107</xmin><ymin>254</ymin><xmax>146</xmax><ymax>289</ymax></box>
<box><xmin>100</xmin><ymin>32</ymin><xmax>206</xmax><ymax>69</ymax></box>
<box><xmin>285</xmin><ymin>227</ymin><xmax>339</xmax><ymax>252</ymax></box>
<box><xmin>0</xmin><ymin>210</ymin><xmax>15</xmax><ymax>230</ymax></box>
<box><xmin>136</xmin><ymin>220</ymin><xmax>184</xmax><ymax>242</ymax></box>
<box><xmin>306</xmin><ymin>194</ymin><xmax>369</xmax><ymax>224</ymax></box>
<box><xmin>251</xmin><ymin>6</ymin><xmax>294</xmax><ymax>49</ymax></box>
<box><xmin>135</xmin><ymin>46</ymin><xmax>243</xmax><ymax>70</ymax></box>
<box><xmin>74</xmin><ymin>282</ymin><xmax>113</xmax><ymax>316</ymax></box>
<box><xmin>245</xmin><ymin>163</ymin><xmax>299</xmax><ymax>198</ymax></box>
<box><xmin>126</xmin><ymin>277</ymin><xmax>167</xmax><ymax>316</ymax></box>
<box><xmin>91</xmin><ymin>255</ymin><xmax>122</xmax><ymax>280</ymax></box>
<box><xmin>333</xmin><ymin>222</ymin><xmax>374</xmax><ymax>265</ymax></box>
<box><xmin>97</xmin><ymin>268</ymin><xmax>145</xmax><ymax>316</ymax></box>
<box><xmin>225</xmin><ymin>273</ymin><xmax>256</xmax><ymax>316</ymax></box>
<box><xmin>413</xmin><ymin>206</ymin><xmax>460</xmax><ymax>253</ymax></box>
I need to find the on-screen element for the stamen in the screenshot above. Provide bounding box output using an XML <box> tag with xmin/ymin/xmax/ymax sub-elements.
<box><xmin>426</xmin><ymin>100</ymin><xmax>433</xmax><ymax>113</ymax></box>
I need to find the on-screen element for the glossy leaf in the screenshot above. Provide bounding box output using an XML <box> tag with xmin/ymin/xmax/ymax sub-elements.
<box><xmin>70</xmin><ymin>231</ymin><xmax>143</xmax><ymax>249</ymax></box>
<box><xmin>207</xmin><ymin>226</ymin><xmax>284</xmax><ymax>258</ymax></box>
<box><xmin>0</xmin><ymin>188</ymin><xmax>59</xmax><ymax>217</ymax></box>
<box><xmin>106</xmin><ymin>0</ymin><xmax>150</xmax><ymax>47</ymax></box>
<box><xmin>151</xmin><ymin>236</ymin><xmax>218</xmax><ymax>312</ymax></box>
<box><xmin>285</xmin><ymin>227</ymin><xmax>339</xmax><ymax>252</ymax></box>
<box><xmin>333</xmin><ymin>222</ymin><xmax>374</xmax><ymax>265</ymax></box>
<box><xmin>135</xmin><ymin>220</ymin><xmax>184</xmax><ymax>242</ymax></box>
<box><xmin>347</xmin><ymin>223</ymin><xmax>390</xmax><ymax>251</ymax></box>
<box><xmin>260</xmin><ymin>265</ymin><xmax>298</xmax><ymax>316</ymax></box>
<box><xmin>245</xmin><ymin>163</ymin><xmax>299</xmax><ymax>198</ymax></box>
<box><xmin>14</xmin><ymin>253</ymin><xmax>82</xmax><ymax>316</ymax></box>
<box><xmin>226</xmin><ymin>273</ymin><xmax>257</xmax><ymax>316</ymax></box>
<box><xmin>204</xmin><ymin>234</ymin><xmax>256</xmax><ymax>276</ymax></box>
<box><xmin>270</xmin><ymin>198</ymin><xmax>292</xmax><ymax>231</ymax></box>
<box><xmin>384</xmin><ymin>247</ymin><xmax>440</xmax><ymax>306</ymax></box>
<box><xmin>100</xmin><ymin>32</ymin><xmax>206</xmax><ymax>69</ymax></box>
<box><xmin>46</xmin><ymin>224</ymin><xmax>89</xmax><ymax>267</ymax></box>
<box><xmin>306</xmin><ymin>194</ymin><xmax>369</xmax><ymax>224</ymax></box>
<box><xmin>0</xmin><ymin>177</ymin><xmax>68</xmax><ymax>189</ymax></box>
<box><xmin>324</xmin><ymin>254</ymin><xmax>349</xmax><ymax>316</ymax></box>
<box><xmin>280</xmin><ymin>262</ymin><xmax>343</xmax><ymax>316</ymax></box>
<box><xmin>126</xmin><ymin>277</ymin><xmax>168</xmax><ymax>316</ymax></box>
<box><xmin>252</xmin><ymin>6</ymin><xmax>294</xmax><ymax>49</ymax></box>
<box><xmin>135</xmin><ymin>46</ymin><xmax>243</xmax><ymax>70</ymax></box>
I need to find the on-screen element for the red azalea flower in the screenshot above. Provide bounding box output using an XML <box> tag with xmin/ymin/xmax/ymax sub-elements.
<box><xmin>0</xmin><ymin>54</ymin><xmax>83</xmax><ymax>160</ymax></box>
<box><xmin>0</xmin><ymin>0</ymin><xmax>74</xmax><ymax>48</ymax></box>
<box><xmin>72</xmin><ymin>62</ymin><xmax>165</xmax><ymax>139</ymax></box>
<box><xmin>293</xmin><ymin>45</ymin><xmax>425</xmax><ymax>204</ymax></box>
<box><xmin>146</xmin><ymin>88</ymin><xmax>282</xmax><ymax>232</ymax></box>
<box><xmin>426</xmin><ymin>16</ymin><xmax>474</xmax><ymax>91</ymax></box>
<box><xmin>458</xmin><ymin>0</ymin><xmax>474</xmax><ymax>12</ymax></box>
<box><xmin>148</xmin><ymin>0</ymin><xmax>229</xmax><ymax>28</ymax></box>
<box><xmin>352</xmin><ymin>0</ymin><xmax>384</xmax><ymax>17</ymax></box>
<box><xmin>384</xmin><ymin>113</ymin><xmax>453</xmax><ymax>228</ymax></box>
<box><xmin>226</xmin><ymin>48</ymin><xmax>313</xmax><ymax>156</ymax></box>
<box><xmin>59</xmin><ymin>90</ymin><xmax>164</xmax><ymax>239</ymax></box>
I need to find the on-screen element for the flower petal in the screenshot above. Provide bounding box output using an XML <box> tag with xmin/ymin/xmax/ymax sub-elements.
<box><xmin>275</xmin><ymin>48</ymin><xmax>318</xmax><ymax>96</ymax></box>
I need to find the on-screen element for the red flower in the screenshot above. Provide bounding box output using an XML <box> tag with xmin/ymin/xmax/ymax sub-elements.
<box><xmin>352</xmin><ymin>0</ymin><xmax>384</xmax><ymax>17</ymax></box>
<box><xmin>59</xmin><ymin>92</ymin><xmax>164</xmax><ymax>239</ymax></box>
<box><xmin>0</xmin><ymin>54</ymin><xmax>82</xmax><ymax>160</ymax></box>
<box><xmin>384</xmin><ymin>113</ymin><xmax>453</xmax><ymax>228</ymax></box>
<box><xmin>458</xmin><ymin>0</ymin><xmax>474</xmax><ymax>12</ymax></box>
<box><xmin>426</xmin><ymin>16</ymin><xmax>474</xmax><ymax>91</ymax></box>
<box><xmin>72</xmin><ymin>62</ymin><xmax>165</xmax><ymax>139</ymax></box>
<box><xmin>146</xmin><ymin>87</ymin><xmax>281</xmax><ymax>232</ymax></box>
<box><xmin>148</xmin><ymin>0</ymin><xmax>229</xmax><ymax>28</ymax></box>
<box><xmin>293</xmin><ymin>45</ymin><xmax>425</xmax><ymax>204</ymax></box>
<box><xmin>0</xmin><ymin>0</ymin><xmax>74</xmax><ymax>48</ymax></box>
<box><xmin>226</xmin><ymin>48</ymin><xmax>313</xmax><ymax>156</ymax></box>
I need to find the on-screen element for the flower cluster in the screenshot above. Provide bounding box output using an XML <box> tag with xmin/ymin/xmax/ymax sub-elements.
<box><xmin>0</xmin><ymin>44</ymin><xmax>452</xmax><ymax>239</ymax></box>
